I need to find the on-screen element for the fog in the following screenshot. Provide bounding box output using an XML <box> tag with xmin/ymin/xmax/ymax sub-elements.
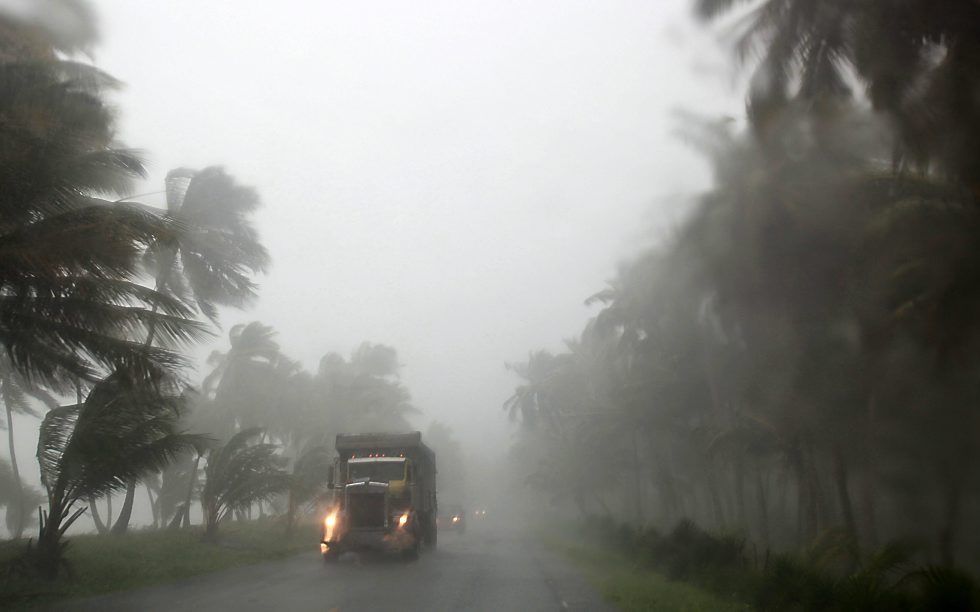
<box><xmin>1</xmin><ymin>0</ymin><xmax>741</xmax><ymax>533</ymax></box>
<box><xmin>99</xmin><ymin>0</ymin><xmax>732</xmax><ymax>456</ymax></box>
<box><xmin>10</xmin><ymin>1</ymin><xmax>980</xmax><ymax>607</ymax></box>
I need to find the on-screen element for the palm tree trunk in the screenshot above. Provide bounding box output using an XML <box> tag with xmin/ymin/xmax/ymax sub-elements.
<box><xmin>89</xmin><ymin>497</ymin><xmax>108</xmax><ymax>534</ymax></box>
<box><xmin>181</xmin><ymin>454</ymin><xmax>201</xmax><ymax>528</ymax></box>
<box><xmin>285</xmin><ymin>489</ymin><xmax>296</xmax><ymax>535</ymax></box>
<box><xmin>106</xmin><ymin>492</ymin><xmax>114</xmax><ymax>525</ymax></box>
<box><xmin>860</xmin><ymin>392</ymin><xmax>878</xmax><ymax>549</ymax></box>
<box><xmin>4</xmin><ymin>394</ymin><xmax>25</xmax><ymax>538</ymax></box>
<box><xmin>833</xmin><ymin>446</ymin><xmax>859</xmax><ymax>568</ymax></box>
<box><xmin>705</xmin><ymin>462</ymin><xmax>726</xmax><ymax>529</ymax></box>
<box><xmin>794</xmin><ymin>460</ymin><xmax>808</xmax><ymax>546</ymax></box>
<box><xmin>146</xmin><ymin>486</ymin><xmax>159</xmax><ymax>528</ymax></box>
<box><xmin>630</xmin><ymin>426</ymin><xmax>643</xmax><ymax>524</ymax></box>
<box><xmin>113</xmin><ymin>297</ymin><xmax>167</xmax><ymax>535</ymax></box>
<box><xmin>111</xmin><ymin>482</ymin><xmax>137</xmax><ymax>534</ymax></box>
<box><xmin>733</xmin><ymin>455</ymin><xmax>746</xmax><ymax>528</ymax></box>
<box><xmin>755</xmin><ymin>467</ymin><xmax>769</xmax><ymax>548</ymax></box>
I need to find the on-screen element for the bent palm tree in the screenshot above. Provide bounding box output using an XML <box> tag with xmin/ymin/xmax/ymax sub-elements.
<box><xmin>200</xmin><ymin>428</ymin><xmax>288</xmax><ymax>541</ymax></box>
<box><xmin>32</xmin><ymin>371</ymin><xmax>206</xmax><ymax>578</ymax></box>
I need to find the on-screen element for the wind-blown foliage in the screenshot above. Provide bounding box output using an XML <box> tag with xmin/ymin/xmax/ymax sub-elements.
<box><xmin>30</xmin><ymin>371</ymin><xmax>205</xmax><ymax>577</ymax></box>
<box><xmin>200</xmin><ymin>428</ymin><xmax>288</xmax><ymax>541</ymax></box>
<box><xmin>696</xmin><ymin>0</ymin><xmax>980</xmax><ymax>187</ymax></box>
<box><xmin>506</xmin><ymin>39</ymin><xmax>980</xmax><ymax>576</ymax></box>
<box><xmin>140</xmin><ymin>166</ymin><xmax>269</xmax><ymax>325</ymax></box>
<box><xmin>0</xmin><ymin>8</ymin><xmax>206</xmax><ymax>393</ymax></box>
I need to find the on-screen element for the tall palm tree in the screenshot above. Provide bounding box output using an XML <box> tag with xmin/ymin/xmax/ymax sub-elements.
<box><xmin>0</xmin><ymin>4</ymin><xmax>208</xmax><ymax>545</ymax></box>
<box><xmin>0</xmin><ymin>51</ymin><xmax>206</xmax><ymax>393</ymax></box>
<box><xmin>1</xmin><ymin>357</ymin><xmax>58</xmax><ymax>538</ymax></box>
<box><xmin>32</xmin><ymin>370</ymin><xmax>205</xmax><ymax>577</ymax></box>
<box><xmin>141</xmin><ymin>166</ymin><xmax>269</xmax><ymax>326</ymax></box>
<box><xmin>112</xmin><ymin>168</ymin><xmax>269</xmax><ymax>533</ymax></box>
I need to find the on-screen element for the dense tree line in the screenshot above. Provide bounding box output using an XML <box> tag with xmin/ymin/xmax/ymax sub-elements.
<box><xmin>507</xmin><ymin>0</ymin><xmax>980</xmax><ymax>569</ymax></box>
<box><xmin>0</xmin><ymin>3</ymin><xmax>453</xmax><ymax>579</ymax></box>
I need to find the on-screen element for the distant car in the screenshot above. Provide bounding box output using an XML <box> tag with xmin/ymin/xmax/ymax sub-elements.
<box><xmin>438</xmin><ymin>504</ymin><xmax>466</xmax><ymax>533</ymax></box>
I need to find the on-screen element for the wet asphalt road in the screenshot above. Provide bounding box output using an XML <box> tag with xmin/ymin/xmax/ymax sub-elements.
<box><xmin>61</xmin><ymin>526</ymin><xmax>613</xmax><ymax>612</ymax></box>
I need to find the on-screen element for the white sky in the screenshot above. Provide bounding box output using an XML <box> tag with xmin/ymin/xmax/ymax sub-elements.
<box><xmin>11</xmin><ymin>0</ymin><xmax>742</xmax><ymax>526</ymax></box>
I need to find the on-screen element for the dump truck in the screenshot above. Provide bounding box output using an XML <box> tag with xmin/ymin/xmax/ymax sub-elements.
<box><xmin>320</xmin><ymin>432</ymin><xmax>437</xmax><ymax>561</ymax></box>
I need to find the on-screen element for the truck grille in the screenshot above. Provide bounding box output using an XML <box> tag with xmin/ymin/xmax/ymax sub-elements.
<box><xmin>348</xmin><ymin>493</ymin><xmax>386</xmax><ymax>528</ymax></box>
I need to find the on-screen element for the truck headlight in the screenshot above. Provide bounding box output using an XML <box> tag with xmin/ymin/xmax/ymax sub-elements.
<box><xmin>398</xmin><ymin>513</ymin><xmax>409</xmax><ymax>527</ymax></box>
<box><xmin>325</xmin><ymin>512</ymin><xmax>337</xmax><ymax>529</ymax></box>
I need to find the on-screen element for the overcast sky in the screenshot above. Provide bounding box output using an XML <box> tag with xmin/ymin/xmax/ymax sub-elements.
<box><xmin>13</xmin><ymin>1</ymin><xmax>741</xmax><ymax>507</ymax></box>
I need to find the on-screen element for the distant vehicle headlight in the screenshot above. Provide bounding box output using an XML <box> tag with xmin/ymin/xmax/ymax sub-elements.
<box><xmin>398</xmin><ymin>512</ymin><xmax>409</xmax><ymax>527</ymax></box>
<box><xmin>452</xmin><ymin>516</ymin><xmax>460</xmax><ymax>523</ymax></box>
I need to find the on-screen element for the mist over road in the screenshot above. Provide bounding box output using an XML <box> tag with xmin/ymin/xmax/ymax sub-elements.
<box><xmin>62</xmin><ymin>525</ymin><xmax>610</xmax><ymax>611</ymax></box>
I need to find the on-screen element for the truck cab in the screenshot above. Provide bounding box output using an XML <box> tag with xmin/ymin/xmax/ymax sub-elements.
<box><xmin>321</xmin><ymin>432</ymin><xmax>437</xmax><ymax>561</ymax></box>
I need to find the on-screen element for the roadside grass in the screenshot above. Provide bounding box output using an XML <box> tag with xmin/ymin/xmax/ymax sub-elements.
<box><xmin>0</xmin><ymin>519</ymin><xmax>318</xmax><ymax>609</ymax></box>
<box><xmin>542</xmin><ymin>534</ymin><xmax>750</xmax><ymax>612</ymax></box>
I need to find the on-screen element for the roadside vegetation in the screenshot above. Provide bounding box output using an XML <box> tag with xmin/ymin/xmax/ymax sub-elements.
<box><xmin>542</xmin><ymin>524</ymin><xmax>748</xmax><ymax>612</ymax></box>
<box><xmin>571</xmin><ymin>516</ymin><xmax>980</xmax><ymax>611</ymax></box>
<box><xmin>507</xmin><ymin>0</ymin><xmax>980</xmax><ymax>608</ymax></box>
<box><xmin>0</xmin><ymin>520</ymin><xmax>317</xmax><ymax>609</ymax></box>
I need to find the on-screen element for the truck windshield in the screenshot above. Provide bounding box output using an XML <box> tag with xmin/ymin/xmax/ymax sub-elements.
<box><xmin>348</xmin><ymin>460</ymin><xmax>406</xmax><ymax>482</ymax></box>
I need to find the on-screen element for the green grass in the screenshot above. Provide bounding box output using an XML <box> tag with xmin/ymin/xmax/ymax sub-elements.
<box><xmin>543</xmin><ymin>534</ymin><xmax>751</xmax><ymax>612</ymax></box>
<box><xmin>0</xmin><ymin>519</ymin><xmax>318</xmax><ymax>609</ymax></box>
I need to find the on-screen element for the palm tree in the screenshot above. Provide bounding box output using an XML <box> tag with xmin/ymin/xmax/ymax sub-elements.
<box><xmin>1</xmin><ymin>357</ymin><xmax>58</xmax><ymax>538</ymax></box>
<box><xmin>503</xmin><ymin>351</ymin><xmax>569</xmax><ymax>429</ymax></box>
<box><xmin>32</xmin><ymin>370</ymin><xmax>205</xmax><ymax>577</ymax></box>
<box><xmin>0</xmin><ymin>0</ymin><xmax>97</xmax><ymax>63</ymax></box>
<box><xmin>0</xmin><ymin>53</ymin><xmax>206</xmax><ymax>393</ymax></box>
<box><xmin>313</xmin><ymin>343</ymin><xmax>416</xmax><ymax>437</ymax></box>
<box><xmin>200</xmin><ymin>428</ymin><xmax>288</xmax><ymax>541</ymax></box>
<box><xmin>201</xmin><ymin>322</ymin><xmax>283</xmax><ymax>436</ymax></box>
<box><xmin>140</xmin><ymin>166</ymin><xmax>269</xmax><ymax>326</ymax></box>
<box><xmin>695</xmin><ymin>0</ymin><xmax>980</xmax><ymax>187</ymax></box>
<box><xmin>112</xmin><ymin>167</ymin><xmax>269</xmax><ymax>533</ymax></box>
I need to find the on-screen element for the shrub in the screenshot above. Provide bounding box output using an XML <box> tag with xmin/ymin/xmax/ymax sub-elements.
<box><xmin>581</xmin><ymin>516</ymin><xmax>980</xmax><ymax>612</ymax></box>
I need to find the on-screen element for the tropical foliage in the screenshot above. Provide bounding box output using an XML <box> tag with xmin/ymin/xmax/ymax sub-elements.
<box><xmin>200</xmin><ymin>428</ymin><xmax>288</xmax><ymax>540</ymax></box>
<box><xmin>30</xmin><ymin>371</ymin><xmax>205</xmax><ymax>576</ymax></box>
<box><xmin>505</xmin><ymin>0</ymin><xmax>980</xmax><ymax>580</ymax></box>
